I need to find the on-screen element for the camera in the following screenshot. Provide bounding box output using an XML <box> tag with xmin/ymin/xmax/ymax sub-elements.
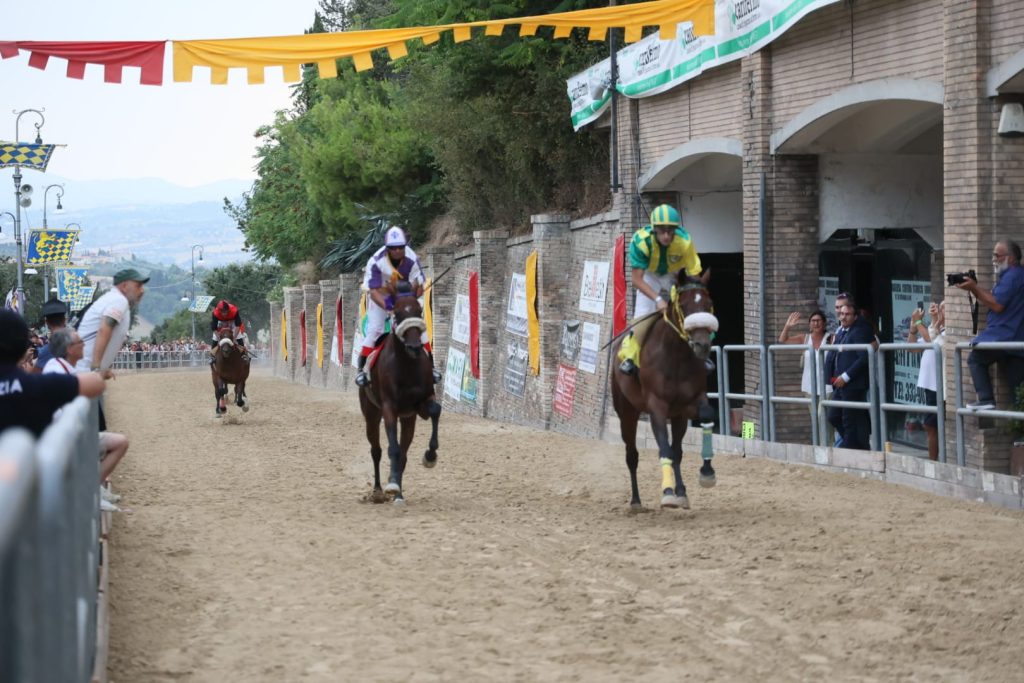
<box><xmin>946</xmin><ymin>269</ymin><xmax>977</xmax><ymax>286</ymax></box>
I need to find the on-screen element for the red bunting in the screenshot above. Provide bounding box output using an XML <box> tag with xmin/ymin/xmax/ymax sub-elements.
<box><xmin>469</xmin><ymin>272</ymin><xmax>480</xmax><ymax>379</ymax></box>
<box><xmin>613</xmin><ymin>234</ymin><xmax>627</xmax><ymax>336</ymax></box>
<box><xmin>0</xmin><ymin>41</ymin><xmax>166</xmax><ymax>85</ymax></box>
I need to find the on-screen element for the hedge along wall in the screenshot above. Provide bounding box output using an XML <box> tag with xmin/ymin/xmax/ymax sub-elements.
<box><xmin>268</xmin><ymin>212</ymin><xmax>627</xmax><ymax>438</ymax></box>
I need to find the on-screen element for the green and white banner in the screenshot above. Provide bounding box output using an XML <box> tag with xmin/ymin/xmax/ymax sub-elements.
<box><xmin>567</xmin><ymin>0</ymin><xmax>840</xmax><ymax>130</ymax></box>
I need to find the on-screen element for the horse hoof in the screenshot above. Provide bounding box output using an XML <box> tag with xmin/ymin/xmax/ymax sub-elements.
<box><xmin>371</xmin><ymin>489</ymin><xmax>388</xmax><ymax>504</ymax></box>
<box><xmin>241</xmin><ymin>402</ymin><xmax>249</xmax><ymax>413</ymax></box>
<box><xmin>699</xmin><ymin>474</ymin><xmax>717</xmax><ymax>488</ymax></box>
<box><xmin>392</xmin><ymin>497</ymin><xmax>406</xmax><ymax>506</ymax></box>
<box><xmin>384</xmin><ymin>482</ymin><xmax>400</xmax><ymax>494</ymax></box>
<box><xmin>214</xmin><ymin>413</ymin><xmax>223</xmax><ymax>419</ymax></box>
<box><xmin>660</xmin><ymin>492</ymin><xmax>681</xmax><ymax>508</ymax></box>
<box><xmin>423</xmin><ymin>451</ymin><xmax>437</xmax><ymax>468</ymax></box>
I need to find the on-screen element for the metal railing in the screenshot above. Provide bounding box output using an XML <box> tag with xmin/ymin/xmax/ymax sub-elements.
<box><xmin>766</xmin><ymin>343</ymin><xmax>823</xmax><ymax>445</ymax></box>
<box><xmin>721</xmin><ymin>344</ymin><xmax>769</xmax><ymax>439</ymax></box>
<box><xmin>815</xmin><ymin>343</ymin><xmax>881</xmax><ymax>451</ymax></box>
<box><xmin>0</xmin><ymin>398</ymin><xmax>100</xmax><ymax>683</ymax></box>
<box><xmin>954</xmin><ymin>341</ymin><xmax>1024</xmax><ymax>466</ymax></box>
<box><xmin>876</xmin><ymin>342</ymin><xmax>947</xmax><ymax>463</ymax></box>
<box><xmin>109</xmin><ymin>348</ymin><xmax>270</xmax><ymax>371</ymax></box>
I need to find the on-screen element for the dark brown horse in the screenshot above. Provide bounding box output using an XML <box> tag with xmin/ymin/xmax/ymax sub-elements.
<box><xmin>359</xmin><ymin>283</ymin><xmax>442</xmax><ymax>505</ymax></box>
<box><xmin>211</xmin><ymin>326</ymin><xmax>250</xmax><ymax>417</ymax></box>
<box><xmin>610</xmin><ymin>270</ymin><xmax>718</xmax><ymax>509</ymax></box>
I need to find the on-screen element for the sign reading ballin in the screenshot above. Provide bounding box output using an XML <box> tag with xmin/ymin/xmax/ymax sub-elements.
<box><xmin>579</xmin><ymin>261</ymin><xmax>610</xmax><ymax>314</ymax></box>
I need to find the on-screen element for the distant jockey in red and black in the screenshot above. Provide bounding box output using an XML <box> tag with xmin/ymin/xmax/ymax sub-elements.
<box><xmin>211</xmin><ymin>299</ymin><xmax>250</xmax><ymax>361</ymax></box>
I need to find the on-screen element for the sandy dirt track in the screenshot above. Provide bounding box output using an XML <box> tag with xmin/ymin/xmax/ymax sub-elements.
<box><xmin>105</xmin><ymin>369</ymin><xmax>1024</xmax><ymax>682</ymax></box>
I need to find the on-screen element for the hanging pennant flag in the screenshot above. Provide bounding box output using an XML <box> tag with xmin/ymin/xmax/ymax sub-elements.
<box><xmin>172</xmin><ymin>0</ymin><xmax>715</xmax><ymax>83</ymax></box>
<box><xmin>189</xmin><ymin>295</ymin><xmax>215</xmax><ymax>313</ymax></box>
<box><xmin>423</xmin><ymin>277</ymin><xmax>434</xmax><ymax>347</ymax></box>
<box><xmin>300</xmin><ymin>310</ymin><xmax>307</xmax><ymax>367</ymax></box>
<box><xmin>55</xmin><ymin>267</ymin><xmax>89</xmax><ymax>302</ymax></box>
<box><xmin>469</xmin><ymin>272</ymin><xmax>480</xmax><ymax>379</ymax></box>
<box><xmin>0</xmin><ymin>41</ymin><xmax>166</xmax><ymax>85</ymax></box>
<box><xmin>316</xmin><ymin>303</ymin><xmax>324</xmax><ymax>369</ymax></box>
<box><xmin>280</xmin><ymin>309</ymin><xmax>288</xmax><ymax>362</ymax></box>
<box><xmin>330</xmin><ymin>294</ymin><xmax>343</xmax><ymax>367</ymax></box>
<box><xmin>0</xmin><ymin>142</ymin><xmax>56</xmax><ymax>171</ymax></box>
<box><xmin>352</xmin><ymin>291</ymin><xmax>368</xmax><ymax>368</ymax></box>
<box><xmin>71</xmin><ymin>285</ymin><xmax>95</xmax><ymax>312</ymax></box>
<box><xmin>4</xmin><ymin>288</ymin><xmax>24</xmax><ymax>316</ymax></box>
<box><xmin>613</xmin><ymin>234</ymin><xmax>627</xmax><ymax>337</ymax></box>
<box><xmin>26</xmin><ymin>229</ymin><xmax>79</xmax><ymax>264</ymax></box>
<box><xmin>525</xmin><ymin>251</ymin><xmax>540</xmax><ymax>375</ymax></box>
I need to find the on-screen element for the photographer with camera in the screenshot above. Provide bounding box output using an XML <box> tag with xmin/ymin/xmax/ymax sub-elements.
<box><xmin>954</xmin><ymin>240</ymin><xmax>1024</xmax><ymax>410</ymax></box>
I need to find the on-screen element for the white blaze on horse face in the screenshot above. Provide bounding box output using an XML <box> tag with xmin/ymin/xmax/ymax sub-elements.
<box><xmin>219</xmin><ymin>338</ymin><xmax>234</xmax><ymax>350</ymax></box>
<box><xmin>695</xmin><ymin>294</ymin><xmax>702</xmax><ymax>303</ymax></box>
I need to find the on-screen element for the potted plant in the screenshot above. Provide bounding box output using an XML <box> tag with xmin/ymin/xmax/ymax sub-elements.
<box><xmin>1009</xmin><ymin>385</ymin><xmax>1024</xmax><ymax>476</ymax></box>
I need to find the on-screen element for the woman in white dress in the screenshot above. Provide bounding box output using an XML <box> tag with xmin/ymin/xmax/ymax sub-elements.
<box><xmin>779</xmin><ymin>310</ymin><xmax>830</xmax><ymax>422</ymax></box>
<box><xmin>908</xmin><ymin>301</ymin><xmax>945</xmax><ymax>461</ymax></box>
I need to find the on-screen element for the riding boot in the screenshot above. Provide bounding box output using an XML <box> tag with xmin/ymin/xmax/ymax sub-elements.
<box><xmin>355</xmin><ymin>354</ymin><xmax>370</xmax><ymax>387</ymax></box>
<box><xmin>428</xmin><ymin>351</ymin><xmax>442</xmax><ymax>384</ymax></box>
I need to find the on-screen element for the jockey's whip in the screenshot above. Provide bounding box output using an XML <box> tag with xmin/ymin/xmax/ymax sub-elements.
<box><xmin>599</xmin><ymin>310</ymin><xmax>662</xmax><ymax>351</ymax></box>
<box><xmin>421</xmin><ymin>266</ymin><xmax>453</xmax><ymax>295</ymax></box>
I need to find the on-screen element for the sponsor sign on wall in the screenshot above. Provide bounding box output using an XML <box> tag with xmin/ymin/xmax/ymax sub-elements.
<box><xmin>506</xmin><ymin>273</ymin><xmax>528</xmax><ymax>336</ymax></box>
<box><xmin>504</xmin><ymin>338</ymin><xmax>529</xmax><ymax>397</ymax></box>
<box><xmin>553</xmin><ymin>364</ymin><xmax>578</xmax><ymax>418</ymax></box>
<box><xmin>578</xmin><ymin>322</ymin><xmax>601</xmax><ymax>374</ymax></box>
<box><xmin>445</xmin><ymin>347</ymin><xmax>467</xmax><ymax>400</ymax></box>
<box><xmin>579</xmin><ymin>261</ymin><xmax>610</xmax><ymax>314</ymax></box>
<box><xmin>560</xmin><ymin>320</ymin><xmax>581</xmax><ymax>364</ymax></box>
<box><xmin>891</xmin><ymin>279</ymin><xmax>931</xmax><ymax>405</ymax></box>
<box><xmin>452</xmin><ymin>294</ymin><xmax>471</xmax><ymax>345</ymax></box>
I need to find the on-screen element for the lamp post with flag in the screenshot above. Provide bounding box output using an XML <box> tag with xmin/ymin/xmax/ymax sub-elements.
<box><xmin>3</xmin><ymin>107</ymin><xmax>56</xmax><ymax>315</ymax></box>
<box><xmin>190</xmin><ymin>244</ymin><xmax>204</xmax><ymax>340</ymax></box>
<box><xmin>42</xmin><ymin>183</ymin><xmax>65</xmax><ymax>296</ymax></box>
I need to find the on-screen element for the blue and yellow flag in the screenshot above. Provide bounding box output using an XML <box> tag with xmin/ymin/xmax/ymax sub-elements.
<box><xmin>0</xmin><ymin>142</ymin><xmax>56</xmax><ymax>171</ymax></box>
<box><xmin>55</xmin><ymin>267</ymin><xmax>89</xmax><ymax>302</ymax></box>
<box><xmin>71</xmin><ymin>285</ymin><xmax>95</xmax><ymax>312</ymax></box>
<box><xmin>27</xmin><ymin>229</ymin><xmax>79</xmax><ymax>264</ymax></box>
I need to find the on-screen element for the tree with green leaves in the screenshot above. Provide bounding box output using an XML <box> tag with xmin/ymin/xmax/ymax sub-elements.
<box><xmin>202</xmin><ymin>262</ymin><xmax>285</xmax><ymax>337</ymax></box>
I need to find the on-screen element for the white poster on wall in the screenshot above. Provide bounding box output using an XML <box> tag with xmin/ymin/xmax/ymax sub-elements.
<box><xmin>579</xmin><ymin>261</ymin><xmax>610</xmax><ymax>314</ymax></box>
<box><xmin>452</xmin><ymin>294</ymin><xmax>471</xmax><ymax>345</ymax></box>
<box><xmin>506</xmin><ymin>273</ymin><xmax>528</xmax><ymax>337</ymax></box>
<box><xmin>817</xmin><ymin>276</ymin><xmax>839</xmax><ymax>332</ymax></box>
<box><xmin>444</xmin><ymin>347</ymin><xmax>467</xmax><ymax>400</ymax></box>
<box><xmin>578</xmin><ymin>321</ymin><xmax>601</xmax><ymax>374</ymax></box>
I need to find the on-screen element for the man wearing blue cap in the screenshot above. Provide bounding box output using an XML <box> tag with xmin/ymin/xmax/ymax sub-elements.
<box><xmin>77</xmin><ymin>268</ymin><xmax>148</xmax><ymax>377</ymax></box>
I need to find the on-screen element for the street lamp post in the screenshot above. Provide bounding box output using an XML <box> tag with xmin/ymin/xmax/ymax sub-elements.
<box><xmin>41</xmin><ymin>183</ymin><xmax>64</xmax><ymax>296</ymax></box>
<box><xmin>190</xmin><ymin>244</ymin><xmax>204</xmax><ymax>340</ymax></box>
<box><xmin>11</xmin><ymin>108</ymin><xmax>45</xmax><ymax>307</ymax></box>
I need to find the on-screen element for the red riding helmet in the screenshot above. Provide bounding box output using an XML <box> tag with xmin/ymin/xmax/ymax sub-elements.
<box><xmin>213</xmin><ymin>300</ymin><xmax>238</xmax><ymax>321</ymax></box>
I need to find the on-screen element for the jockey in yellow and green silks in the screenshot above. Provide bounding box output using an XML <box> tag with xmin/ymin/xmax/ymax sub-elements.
<box><xmin>618</xmin><ymin>204</ymin><xmax>703</xmax><ymax>375</ymax></box>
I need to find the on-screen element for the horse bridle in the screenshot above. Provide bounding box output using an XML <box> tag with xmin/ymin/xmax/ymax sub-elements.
<box><xmin>392</xmin><ymin>292</ymin><xmax>427</xmax><ymax>340</ymax></box>
<box><xmin>662</xmin><ymin>283</ymin><xmax>719</xmax><ymax>349</ymax></box>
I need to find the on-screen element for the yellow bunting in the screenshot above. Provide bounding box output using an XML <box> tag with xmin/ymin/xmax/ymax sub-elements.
<box><xmin>525</xmin><ymin>250</ymin><xmax>540</xmax><ymax>376</ymax></box>
<box><xmin>283</xmin><ymin>63</ymin><xmax>301</xmax><ymax>82</ymax></box>
<box><xmin>318</xmin><ymin>59</ymin><xmax>337</xmax><ymax>79</ymax></box>
<box><xmin>423</xmin><ymin>277</ymin><xmax>434</xmax><ymax>345</ymax></box>
<box><xmin>246</xmin><ymin>66</ymin><xmax>264</xmax><ymax>84</ymax></box>
<box><xmin>316</xmin><ymin>303</ymin><xmax>324</xmax><ymax>368</ymax></box>
<box><xmin>658</xmin><ymin>22</ymin><xmax>678</xmax><ymax>40</ymax></box>
<box><xmin>352</xmin><ymin>52</ymin><xmax>373</xmax><ymax>72</ymax></box>
<box><xmin>280</xmin><ymin>310</ymin><xmax>288</xmax><ymax>362</ymax></box>
<box><xmin>171</xmin><ymin>0</ymin><xmax>716</xmax><ymax>83</ymax></box>
<box><xmin>386</xmin><ymin>42</ymin><xmax>408</xmax><ymax>60</ymax></box>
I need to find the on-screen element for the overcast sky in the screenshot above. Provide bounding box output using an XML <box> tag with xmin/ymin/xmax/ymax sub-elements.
<box><xmin>1</xmin><ymin>0</ymin><xmax>322</xmax><ymax>187</ymax></box>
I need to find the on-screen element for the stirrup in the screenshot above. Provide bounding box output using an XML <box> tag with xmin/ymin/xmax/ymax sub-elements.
<box><xmin>619</xmin><ymin>358</ymin><xmax>638</xmax><ymax>375</ymax></box>
<box><xmin>355</xmin><ymin>371</ymin><xmax>370</xmax><ymax>387</ymax></box>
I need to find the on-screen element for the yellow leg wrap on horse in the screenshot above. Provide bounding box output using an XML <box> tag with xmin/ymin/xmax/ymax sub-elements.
<box><xmin>660</xmin><ymin>458</ymin><xmax>675</xmax><ymax>491</ymax></box>
<box><xmin>618</xmin><ymin>332</ymin><xmax>641</xmax><ymax>367</ymax></box>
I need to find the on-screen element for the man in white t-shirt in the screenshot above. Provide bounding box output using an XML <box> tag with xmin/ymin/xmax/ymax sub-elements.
<box><xmin>76</xmin><ymin>268</ymin><xmax>148</xmax><ymax>377</ymax></box>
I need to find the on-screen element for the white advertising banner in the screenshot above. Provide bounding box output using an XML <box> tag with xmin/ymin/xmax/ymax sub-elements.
<box><xmin>444</xmin><ymin>347</ymin><xmax>467</xmax><ymax>400</ymax></box>
<box><xmin>506</xmin><ymin>273</ymin><xmax>528</xmax><ymax>337</ymax></box>
<box><xmin>567</xmin><ymin>0</ymin><xmax>841</xmax><ymax>130</ymax></box>
<box><xmin>452</xmin><ymin>294</ymin><xmax>471</xmax><ymax>345</ymax></box>
<box><xmin>578</xmin><ymin>322</ymin><xmax>601</xmax><ymax>374</ymax></box>
<box><xmin>579</xmin><ymin>260</ymin><xmax>610</xmax><ymax>314</ymax></box>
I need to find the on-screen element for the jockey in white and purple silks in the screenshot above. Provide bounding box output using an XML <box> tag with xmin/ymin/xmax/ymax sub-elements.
<box><xmin>354</xmin><ymin>226</ymin><xmax>442</xmax><ymax>388</ymax></box>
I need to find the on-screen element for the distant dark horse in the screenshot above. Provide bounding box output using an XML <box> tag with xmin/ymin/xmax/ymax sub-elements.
<box><xmin>211</xmin><ymin>326</ymin><xmax>250</xmax><ymax>417</ymax></box>
<box><xmin>359</xmin><ymin>282</ymin><xmax>442</xmax><ymax>505</ymax></box>
<box><xmin>610</xmin><ymin>270</ymin><xmax>718</xmax><ymax>509</ymax></box>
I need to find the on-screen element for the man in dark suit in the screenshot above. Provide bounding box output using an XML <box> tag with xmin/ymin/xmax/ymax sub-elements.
<box><xmin>825</xmin><ymin>302</ymin><xmax>874</xmax><ymax>450</ymax></box>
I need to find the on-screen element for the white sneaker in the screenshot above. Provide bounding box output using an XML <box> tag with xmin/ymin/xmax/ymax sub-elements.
<box><xmin>100</xmin><ymin>486</ymin><xmax>121</xmax><ymax>503</ymax></box>
<box><xmin>100</xmin><ymin>499</ymin><xmax>121</xmax><ymax>512</ymax></box>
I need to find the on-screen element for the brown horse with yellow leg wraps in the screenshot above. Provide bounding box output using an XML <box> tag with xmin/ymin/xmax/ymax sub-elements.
<box><xmin>211</xmin><ymin>326</ymin><xmax>250</xmax><ymax>417</ymax></box>
<box><xmin>610</xmin><ymin>270</ymin><xmax>718</xmax><ymax>509</ymax></box>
